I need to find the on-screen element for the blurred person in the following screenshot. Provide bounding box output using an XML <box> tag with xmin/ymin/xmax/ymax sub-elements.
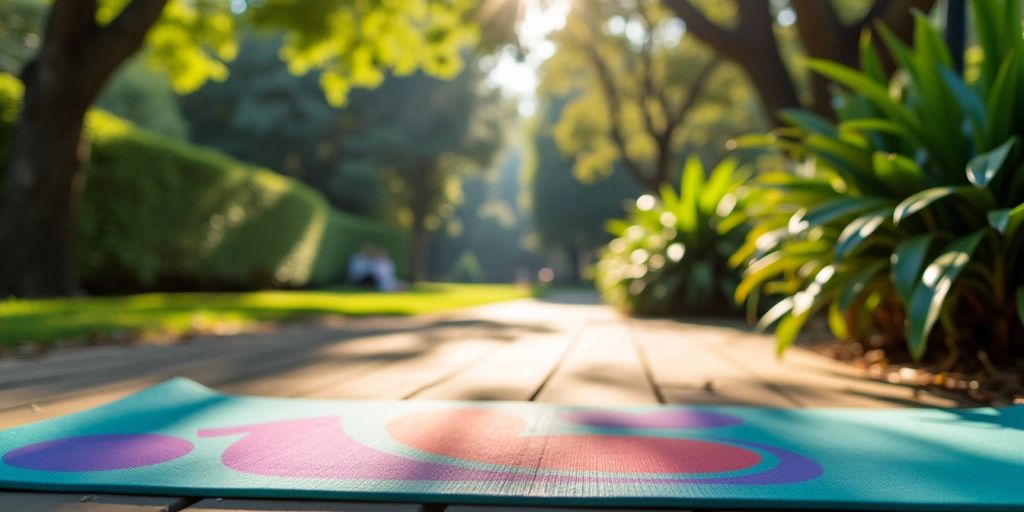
<box><xmin>371</xmin><ymin>246</ymin><xmax>399</xmax><ymax>292</ymax></box>
<box><xmin>347</xmin><ymin>244</ymin><xmax>378</xmax><ymax>289</ymax></box>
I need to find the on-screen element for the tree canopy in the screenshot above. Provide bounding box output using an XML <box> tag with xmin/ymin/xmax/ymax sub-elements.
<box><xmin>542</xmin><ymin>0</ymin><xmax>762</xmax><ymax>191</ymax></box>
<box><xmin>0</xmin><ymin>0</ymin><xmax>501</xmax><ymax>296</ymax></box>
<box><xmin>528</xmin><ymin>95</ymin><xmax>645</xmax><ymax>281</ymax></box>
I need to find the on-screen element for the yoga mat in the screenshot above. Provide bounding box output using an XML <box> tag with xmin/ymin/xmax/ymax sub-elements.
<box><xmin>1</xmin><ymin>378</ymin><xmax>1022</xmax><ymax>511</ymax></box>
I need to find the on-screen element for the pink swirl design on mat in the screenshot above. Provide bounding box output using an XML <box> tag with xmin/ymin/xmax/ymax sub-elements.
<box><xmin>198</xmin><ymin>417</ymin><xmax>511</xmax><ymax>481</ymax></box>
<box><xmin>387</xmin><ymin>408</ymin><xmax>760</xmax><ymax>474</ymax></box>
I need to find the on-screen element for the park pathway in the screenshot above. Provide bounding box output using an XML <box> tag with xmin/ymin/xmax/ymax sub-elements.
<box><xmin>0</xmin><ymin>290</ymin><xmax>959</xmax><ymax>511</ymax></box>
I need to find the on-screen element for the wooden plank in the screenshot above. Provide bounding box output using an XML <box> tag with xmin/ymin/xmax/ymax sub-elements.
<box><xmin>301</xmin><ymin>328</ymin><xmax>511</xmax><ymax>400</ymax></box>
<box><xmin>0</xmin><ymin>313</ymin><xmax>452</xmax><ymax>409</ymax></box>
<box><xmin>0</xmin><ymin>326</ymin><xmax>369</xmax><ymax>412</ymax></box>
<box><xmin>630</xmin><ymin>319</ymin><xmax>751</xmax><ymax>385</ymax></box>
<box><xmin>534</xmin><ymin>320</ymin><xmax>659</xmax><ymax>405</ymax></box>
<box><xmin>218</xmin><ymin>323</ymin><xmax>481</xmax><ymax>398</ymax></box>
<box><xmin>0</xmin><ymin>317</ymin><xmax>420</xmax><ymax>387</ymax></box>
<box><xmin>631</xmin><ymin>318</ymin><xmax>958</xmax><ymax>408</ymax></box>
<box><xmin>704</xmin><ymin>330</ymin><xmax>913</xmax><ymax>408</ymax></box>
<box><xmin>733</xmin><ymin>337</ymin><xmax>960</xmax><ymax>408</ymax></box>
<box><xmin>0</xmin><ymin>385</ymin><xmax>142</xmax><ymax>429</ymax></box>
<box><xmin>659</xmin><ymin>379</ymin><xmax>798</xmax><ymax>408</ymax></box>
<box><xmin>0</xmin><ymin>317</ymin><xmax>473</xmax><ymax>411</ymax></box>
<box><xmin>411</xmin><ymin>320</ymin><xmax>584</xmax><ymax>401</ymax></box>
<box><xmin>632</xmin><ymin>318</ymin><xmax>941</xmax><ymax>408</ymax></box>
<box><xmin>0</xmin><ymin>322</ymin><xmax>489</xmax><ymax>427</ymax></box>
<box><xmin>629</xmin><ymin>319</ymin><xmax>796</xmax><ymax>408</ymax></box>
<box><xmin>184</xmin><ymin>498</ymin><xmax>422</xmax><ymax>512</ymax></box>
<box><xmin>0</xmin><ymin>492</ymin><xmax>188</xmax><ymax>511</ymax></box>
<box><xmin>0</xmin><ymin>323</ymin><xmax>479</xmax><ymax>428</ymax></box>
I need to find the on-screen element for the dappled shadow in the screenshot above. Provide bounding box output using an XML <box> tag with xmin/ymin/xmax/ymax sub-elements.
<box><xmin>0</xmin><ymin>317</ymin><xmax>557</xmax><ymax>417</ymax></box>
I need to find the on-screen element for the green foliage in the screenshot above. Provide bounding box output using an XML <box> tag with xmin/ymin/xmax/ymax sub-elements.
<box><xmin>595</xmin><ymin>157</ymin><xmax>748</xmax><ymax>315</ymax></box>
<box><xmin>246</xmin><ymin>0</ymin><xmax>480</xmax><ymax>106</ymax></box>
<box><xmin>0</xmin><ymin>0</ymin><xmax>44</xmax><ymax>73</ymax></box>
<box><xmin>180</xmin><ymin>35</ymin><xmax>388</xmax><ymax>216</ymax></box>
<box><xmin>735</xmin><ymin>0</ymin><xmax>1024</xmax><ymax>360</ymax></box>
<box><xmin>12</xmin><ymin>1</ymin><xmax>480</xmax><ymax>106</ymax></box>
<box><xmin>430</xmin><ymin>149</ymin><xmax>541</xmax><ymax>282</ymax></box>
<box><xmin>541</xmin><ymin>0</ymin><xmax>761</xmax><ymax>186</ymax></box>
<box><xmin>77</xmin><ymin>111</ymin><xmax>406</xmax><ymax>292</ymax></box>
<box><xmin>337</xmin><ymin>64</ymin><xmax>508</xmax><ymax>282</ymax></box>
<box><xmin>528</xmin><ymin>96</ymin><xmax>645</xmax><ymax>278</ymax></box>
<box><xmin>97</xmin><ymin>55</ymin><xmax>190</xmax><ymax>140</ymax></box>
<box><xmin>0</xmin><ymin>72</ymin><xmax>23</xmax><ymax>201</ymax></box>
<box><xmin>448</xmin><ymin>251</ymin><xmax>485</xmax><ymax>283</ymax></box>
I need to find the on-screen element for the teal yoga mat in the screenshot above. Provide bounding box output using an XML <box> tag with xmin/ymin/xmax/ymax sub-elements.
<box><xmin>1</xmin><ymin>378</ymin><xmax>1022</xmax><ymax>511</ymax></box>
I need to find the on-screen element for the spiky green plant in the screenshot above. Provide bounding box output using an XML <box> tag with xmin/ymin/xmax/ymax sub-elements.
<box><xmin>596</xmin><ymin>157</ymin><xmax>748</xmax><ymax>315</ymax></box>
<box><xmin>735</xmin><ymin>0</ymin><xmax>1024</xmax><ymax>362</ymax></box>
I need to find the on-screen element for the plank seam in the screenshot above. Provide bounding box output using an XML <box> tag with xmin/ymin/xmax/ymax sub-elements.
<box><xmin>167</xmin><ymin>496</ymin><xmax>202</xmax><ymax>511</ymax></box>
<box><xmin>626</xmin><ymin>319</ymin><xmax>667</xmax><ymax>405</ymax></box>
<box><xmin>702</xmin><ymin>338</ymin><xmax>805</xmax><ymax>408</ymax></box>
<box><xmin>400</xmin><ymin>325</ymin><xmax>520</xmax><ymax>400</ymax></box>
<box><xmin>524</xmin><ymin>321</ymin><xmax>588</xmax><ymax>402</ymax></box>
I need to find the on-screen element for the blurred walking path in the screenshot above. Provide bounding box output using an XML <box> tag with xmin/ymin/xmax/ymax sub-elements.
<box><xmin>0</xmin><ymin>290</ymin><xmax>957</xmax><ymax>431</ymax></box>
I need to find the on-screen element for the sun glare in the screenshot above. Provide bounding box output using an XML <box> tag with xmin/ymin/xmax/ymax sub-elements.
<box><xmin>487</xmin><ymin>0</ymin><xmax>570</xmax><ymax>117</ymax></box>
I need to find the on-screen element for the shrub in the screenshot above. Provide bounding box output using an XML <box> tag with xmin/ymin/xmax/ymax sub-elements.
<box><xmin>595</xmin><ymin>157</ymin><xmax>749</xmax><ymax>316</ymax></box>
<box><xmin>735</xmin><ymin>0</ymin><xmax>1024</xmax><ymax>362</ymax></box>
<box><xmin>0</xmin><ymin>73</ymin><xmax>406</xmax><ymax>293</ymax></box>
<box><xmin>447</xmin><ymin>250</ymin><xmax>485</xmax><ymax>283</ymax></box>
<box><xmin>78</xmin><ymin>113</ymin><xmax>406</xmax><ymax>292</ymax></box>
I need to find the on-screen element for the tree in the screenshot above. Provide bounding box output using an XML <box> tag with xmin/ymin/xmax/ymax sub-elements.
<box><xmin>430</xmin><ymin>147</ymin><xmax>542</xmax><ymax>282</ymax></box>
<box><xmin>528</xmin><ymin>95</ymin><xmax>645</xmax><ymax>282</ymax></box>
<box><xmin>542</xmin><ymin>0</ymin><xmax>759</xmax><ymax>192</ymax></box>
<box><xmin>97</xmin><ymin>56</ymin><xmax>190</xmax><ymax>140</ymax></box>
<box><xmin>180</xmin><ymin>35</ymin><xmax>387</xmax><ymax>217</ymax></box>
<box><xmin>0</xmin><ymin>0</ymin><xmax>485</xmax><ymax>297</ymax></box>
<box><xmin>339</xmin><ymin>66</ymin><xmax>508</xmax><ymax>282</ymax></box>
<box><xmin>0</xmin><ymin>0</ymin><xmax>46</xmax><ymax>74</ymax></box>
<box><xmin>660</xmin><ymin>0</ymin><xmax>935</xmax><ymax>123</ymax></box>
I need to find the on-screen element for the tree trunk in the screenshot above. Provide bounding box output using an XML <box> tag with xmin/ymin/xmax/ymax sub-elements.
<box><xmin>662</xmin><ymin>0</ymin><xmax>934</xmax><ymax>125</ymax></box>
<box><xmin>0</xmin><ymin>0</ymin><xmax>168</xmax><ymax>297</ymax></box>
<box><xmin>409</xmin><ymin>213</ymin><xmax>429</xmax><ymax>284</ymax></box>
<box><xmin>565</xmin><ymin>242</ymin><xmax>581</xmax><ymax>283</ymax></box>
<box><xmin>736</xmin><ymin>46</ymin><xmax>803</xmax><ymax>126</ymax></box>
<box><xmin>407</xmin><ymin>160</ymin><xmax>437</xmax><ymax>284</ymax></box>
<box><xmin>0</xmin><ymin>62</ymin><xmax>90</xmax><ymax>297</ymax></box>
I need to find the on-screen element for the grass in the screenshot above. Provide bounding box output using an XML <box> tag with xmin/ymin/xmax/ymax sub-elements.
<box><xmin>0</xmin><ymin>283</ymin><xmax>533</xmax><ymax>349</ymax></box>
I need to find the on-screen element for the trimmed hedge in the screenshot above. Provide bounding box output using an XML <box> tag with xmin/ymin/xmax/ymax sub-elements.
<box><xmin>79</xmin><ymin>112</ymin><xmax>407</xmax><ymax>292</ymax></box>
<box><xmin>1</xmin><ymin>73</ymin><xmax>406</xmax><ymax>292</ymax></box>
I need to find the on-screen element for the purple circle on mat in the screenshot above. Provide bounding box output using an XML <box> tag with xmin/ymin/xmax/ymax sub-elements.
<box><xmin>562</xmin><ymin>410</ymin><xmax>743</xmax><ymax>429</ymax></box>
<box><xmin>3</xmin><ymin>434</ymin><xmax>193</xmax><ymax>472</ymax></box>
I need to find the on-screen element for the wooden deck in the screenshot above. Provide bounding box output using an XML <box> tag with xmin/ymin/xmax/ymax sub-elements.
<box><xmin>0</xmin><ymin>291</ymin><xmax>960</xmax><ymax>511</ymax></box>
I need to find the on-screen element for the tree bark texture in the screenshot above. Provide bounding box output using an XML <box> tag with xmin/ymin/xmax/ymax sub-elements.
<box><xmin>661</xmin><ymin>0</ymin><xmax>935</xmax><ymax>124</ymax></box>
<box><xmin>0</xmin><ymin>0</ymin><xmax>168</xmax><ymax>297</ymax></box>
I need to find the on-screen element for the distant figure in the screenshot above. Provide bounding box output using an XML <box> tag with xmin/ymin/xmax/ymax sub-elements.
<box><xmin>347</xmin><ymin>244</ymin><xmax>399</xmax><ymax>291</ymax></box>
<box><xmin>370</xmin><ymin>246</ymin><xmax>398</xmax><ymax>291</ymax></box>
<box><xmin>347</xmin><ymin>244</ymin><xmax>378</xmax><ymax>289</ymax></box>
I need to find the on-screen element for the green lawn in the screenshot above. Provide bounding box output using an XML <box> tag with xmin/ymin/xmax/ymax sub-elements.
<box><xmin>0</xmin><ymin>283</ymin><xmax>533</xmax><ymax>348</ymax></box>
